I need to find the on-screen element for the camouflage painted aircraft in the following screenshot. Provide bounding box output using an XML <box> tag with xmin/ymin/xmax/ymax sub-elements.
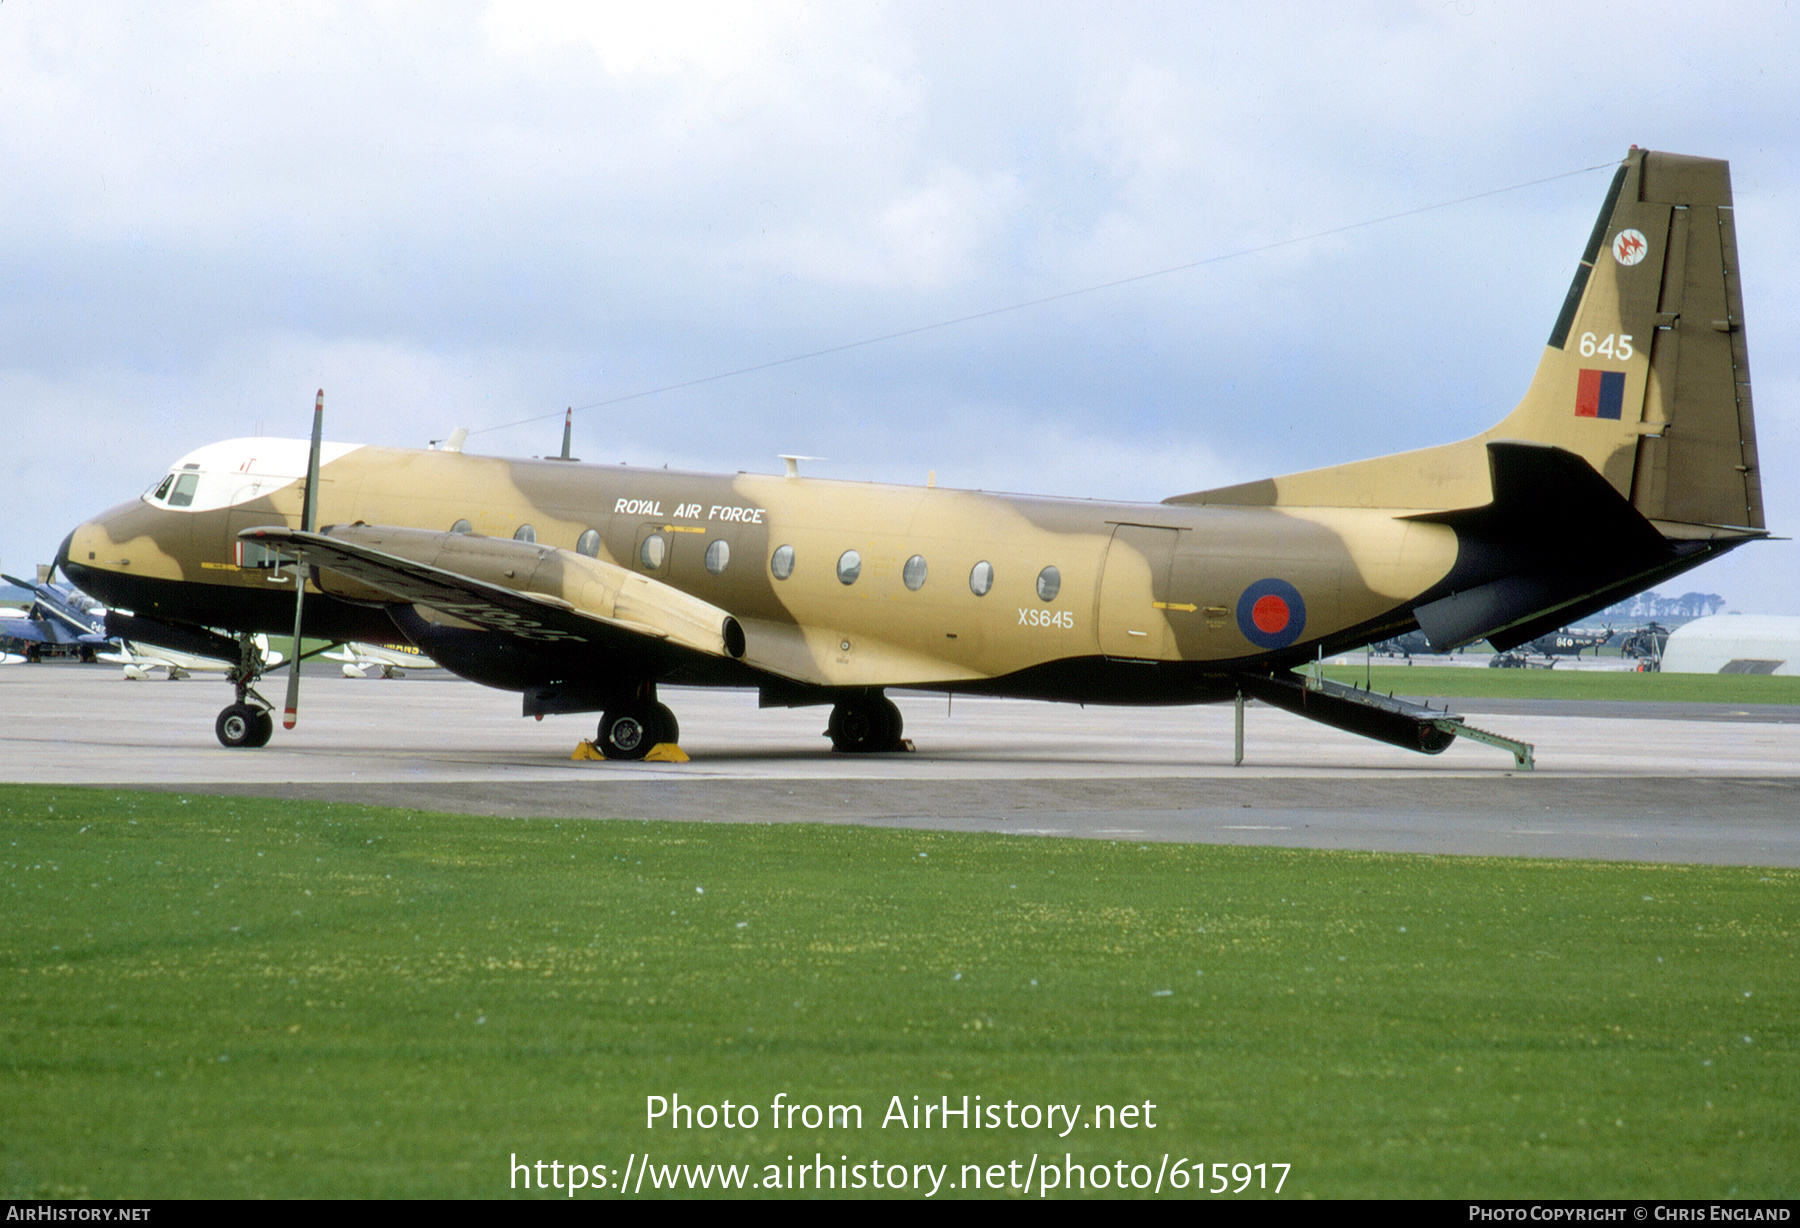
<box><xmin>57</xmin><ymin>148</ymin><xmax>1765</xmax><ymax>758</ymax></box>
<box><xmin>1487</xmin><ymin>624</ymin><xmax>1616</xmax><ymax>668</ymax></box>
<box><xmin>1526</xmin><ymin>627</ymin><xmax>1616</xmax><ymax>658</ymax></box>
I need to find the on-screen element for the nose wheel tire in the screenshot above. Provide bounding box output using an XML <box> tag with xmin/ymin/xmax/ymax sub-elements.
<box><xmin>216</xmin><ymin>703</ymin><xmax>274</xmax><ymax>748</ymax></box>
<box><xmin>597</xmin><ymin>702</ymin><xmax>679</xmax><ymax>761</ymax></box>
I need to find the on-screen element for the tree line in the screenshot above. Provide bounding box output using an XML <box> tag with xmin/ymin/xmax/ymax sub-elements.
<box><xmin>1598</xmin><ymin>591</ymin><xmax>1727</xmax><ymax>620</ymax></box>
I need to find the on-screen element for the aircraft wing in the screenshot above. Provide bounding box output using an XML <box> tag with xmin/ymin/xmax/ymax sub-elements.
<box><xmin>326</xmin><ymin>641</ymin><xmax>434</xmax><ymax>667</ymax></box>
<box><xmin>240</xmin><ymin>525</ymin><xmax>748</xmax><ymax>667</ymax></box>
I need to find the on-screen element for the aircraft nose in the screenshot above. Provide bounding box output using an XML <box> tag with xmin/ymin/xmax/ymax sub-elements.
<box><xmin>57</xmin><ymin>517</ymin><xmax>118</xmax><ymax>594</ymax></box>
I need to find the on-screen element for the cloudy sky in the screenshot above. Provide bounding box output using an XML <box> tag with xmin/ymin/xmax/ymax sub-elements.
<box><xmin>3</xmin><ymin>1</ymin><xmax>1795</xmax><ymax>614</ymax></box>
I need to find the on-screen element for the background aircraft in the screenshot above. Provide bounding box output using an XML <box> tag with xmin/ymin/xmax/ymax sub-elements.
<box><xmin>1369</xmin><ymin>631</ymin><xmax>1461</xmax><ymax>660</ymax></box>
<box><xmin>325</xmin><ymin>642</ymin><xmax>432</xmax><ymax>679</ymax></box>
<box><xmin>1488</xmin><ymin>625</ymin><xmax>1615</xmax><ymax>668</ymax></box>
<box><xmin>57</xmin><ymin>149</ymin><xmax>1767</xmax><ymax>762</ymax></box>
<box><xmin>1618</xmin><ymin>622</ymin><xmax>1672</xmax><ymax>666</ymax></box>
<box><xmin>112</xmin><ymin>635</ymin><xmax>283</xmax><ymax>682</ymax></box>
<box><xmin>0</xmin><ymin>572</ymin><xmax>116</xmax><ymax>663</ymax></box>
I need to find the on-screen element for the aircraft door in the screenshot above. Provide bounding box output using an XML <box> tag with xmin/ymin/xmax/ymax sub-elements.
<box><xmin>1095</xmin><ymin>524</ymin><xmax>1179</xmax><ymax>659</ymax></box>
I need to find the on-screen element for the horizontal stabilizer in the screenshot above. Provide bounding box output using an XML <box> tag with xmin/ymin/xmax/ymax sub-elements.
<box><xmin>1410</xmin><ymin>440</ymin><xmax>1668</xmax><ymax>555</ymax></box>
<box><xmin>1407</xmin><ymin>441</ymin><xmax>1706</xmax><ymax>651</ymax></box>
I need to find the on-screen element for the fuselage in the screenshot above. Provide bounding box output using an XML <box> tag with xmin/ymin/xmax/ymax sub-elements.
<box><xmin>60</xmin><ymin>436</ymin><xmax>1460</xmax><ymax>705</ymax></box>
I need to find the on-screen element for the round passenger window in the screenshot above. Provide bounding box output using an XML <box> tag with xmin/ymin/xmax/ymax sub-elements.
<box><xmin>705</xmin><ymin>539</ymin><xmax>730</xmax><ymax>575</ymax></box>
<box><xmin>450</xmin><ymin>519</ymin><xmax>473</xmax><ymax>535</ymax></box>
<box><xmin>513</xmin><ymin>524</ymin><xmax>536</xmax><ymax>543</ymax></box>
<box><xmin>771</xmin><ymin>544</ymin><xmax>795</xmax><ymax>580</ymax></box>
<box><xmin>903</xmin><ymin>555</ymin><xmax>928</xmax><ymax>591</ymax></box>
<box><xmin>640</xmin><ymin>534</ymin><xmax>666</xmax><ymax>570</ymax></box>
<box><xmin>576</xmin><ymin>529</ymin><xmax>601</xmax><ymax>557</ymax></box>
<box><xmin>1036</xmin><ymin>565</ymin><xmax>1061</xmax><ymax>602</ymax></box>
<box><xmin>837</xmin><ymin>550</ymin><xmax>862</xmax><ymax>586</ymax></box>
<box><xmin>969</xmin><ymin>560</ymin><xmax>994</xmax><ymax>597</ymax></box>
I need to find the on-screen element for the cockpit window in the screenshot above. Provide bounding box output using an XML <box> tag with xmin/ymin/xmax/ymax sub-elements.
<box><xmin>166</xmin><ymin>473</ymin><xmax>200</xmax><ymax>508</ymax></box>
<box><xmin>152</xmin><ymin>474</ymin><xmax>176</xmax><ymax>501</ymax></box>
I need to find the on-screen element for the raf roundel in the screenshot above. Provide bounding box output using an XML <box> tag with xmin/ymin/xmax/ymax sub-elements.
<box><xmin>1235</xmin><ymin>578</ymin><xmax>1307</xmax><ymax>650</ymax></box>
<box><xmin>1611</xmin><ymin>228</ymin><xmax>1648</xmax><ymax>267</ymax></box>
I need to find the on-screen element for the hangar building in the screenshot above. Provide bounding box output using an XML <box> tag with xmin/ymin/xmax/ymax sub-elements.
<box><xmin>1660</xmin><ymin>615</ymin><xmax>1800</xmax><ymax>675</ymax></box>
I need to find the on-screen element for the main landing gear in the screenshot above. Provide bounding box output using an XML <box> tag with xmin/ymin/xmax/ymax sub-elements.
<box><xmin>595</xmin><ymin>700</ymin><xmax>680</xmax><ymax>761</ymax></box>
<box><xmin>215</xmin><ymin>632</ymin><xmax>277</xmax><ymax>749</ymax></box>
<box><xmin>827</xmin><ymin>692</ymin><xmax>904</xmax><ymax>753</ymax></box>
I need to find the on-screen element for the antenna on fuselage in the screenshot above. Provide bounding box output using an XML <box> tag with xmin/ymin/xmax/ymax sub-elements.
<box><xmin>780</xmin><ymin>455</ymin><xmax>826</xmax><ymax>479</ymax></box>
<box><xmin>548</xmin><ymin>407</ymin><xmax>579</xmax><ymax>461</ymax></box>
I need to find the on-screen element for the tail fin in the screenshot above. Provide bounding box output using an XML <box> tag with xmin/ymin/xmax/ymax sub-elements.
<box><xmin>1169</xmin><ymin>147</ymin><xmax>1765</xmax><ymax>534</ymax></box>
<box><xmin>1497</xmin><ymin>148</ymin><xmax>1762</xmax><ymax>532</ymax></box>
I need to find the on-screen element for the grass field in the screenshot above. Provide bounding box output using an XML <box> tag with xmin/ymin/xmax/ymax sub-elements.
<box><xmin>1322</xmin><ymin>664</ymin><xmax>1800</xmax><ymax>705</ymax></box>
<box><xmin>3</xmin><ymin>785</ymin><xmax>1794</xmax><ymax>1199</ymax></box>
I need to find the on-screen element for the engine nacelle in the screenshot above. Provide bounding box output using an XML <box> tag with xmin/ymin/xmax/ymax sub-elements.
<box><xmin>307</xmin><ymin>524</ymin><xmax>745</xmax><ymax>661</ymax></box>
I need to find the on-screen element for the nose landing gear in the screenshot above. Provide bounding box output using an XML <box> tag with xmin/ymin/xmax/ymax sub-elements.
<box><xmin>216</xmin><ymin>702</ymin><xmax>275</xmax><ymax>748</ymax></box>
<box><xmin>215</xmin><ymin>632</ymin><xmax>277</xmax><ymax>749</ymax></box>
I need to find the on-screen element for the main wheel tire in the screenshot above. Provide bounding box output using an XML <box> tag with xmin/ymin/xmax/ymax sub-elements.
<box><xmin>827</xmin><ymin>695</ymin><xmax>900</xmax><ymax>753</ymax></box>
<box><xmin>650</xmin><ymin>702</ymin><xmax>679</xmax><ymax>748</ymax></box>
<box><xmin>597</xmin><ymin>708</ymin><xmax>653</xmax><ymax>760</ymax></box>
<box><xmin>216</xmin><ymin>703</ymin><xmax>260</xmax><ymax>748</ymax></box>
<box><xmin>248</xmin><ymin>709</ymin><xmax>275</xmax><ymax>747</ymax></box>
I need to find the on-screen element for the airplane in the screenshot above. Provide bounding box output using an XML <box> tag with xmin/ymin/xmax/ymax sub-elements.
<box><xmin>111</xmin><ymin>635</ymin><xmax>284</xmax><ymax>682</ymax></box>
<box><xmin>0</xmin><ymin>571</ymin><xmax>116</xmax><ymax>663</ymax></box>
<box><xmin>56</xmin><ymin>148</ymin><xmax>1766</xmax><ymax>761</ymax></box>
<box><xmin>324</xmin><ymin>641</ymin><xmax>432</xmax><ymax>679</ymax></box>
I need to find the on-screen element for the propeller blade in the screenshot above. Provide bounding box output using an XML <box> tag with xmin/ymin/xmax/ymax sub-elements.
<box><xmin>282</xmin><ymin>584</ymin><xmax>306</xmax><ymax>729</ymax></box>
<box><xmin>283</xmin><ymin>389</ymin><xmax>326</xmax><ymax>731</ymax></box>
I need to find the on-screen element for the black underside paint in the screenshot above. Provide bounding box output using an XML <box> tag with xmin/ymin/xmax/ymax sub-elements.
<box><xmin>1401</xmin><ymin>442</ymin><xmax>1745</xmax><ymax>652</ymax></box>
<box><xmin>62</xmin><ymin>554</ymin><xmax>1291</xmax><ymax>708</ymax></box>
<box><xmin>60</xmin><ymin>560</ymin><xmax>402</xmax><ymax>645</ymax></box>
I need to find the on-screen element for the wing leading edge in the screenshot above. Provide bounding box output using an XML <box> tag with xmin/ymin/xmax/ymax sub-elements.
<box><xmin>240</xmin><ymin>524</ymin><xmax>748</xmax><ymax>666</ymax></box>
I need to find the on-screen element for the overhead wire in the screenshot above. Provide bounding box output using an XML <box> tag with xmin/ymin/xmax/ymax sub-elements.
<box><xmin>469</xmin><ymin>158</ymin><xmax>1619</xmax><ymax>440</ymax></box>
